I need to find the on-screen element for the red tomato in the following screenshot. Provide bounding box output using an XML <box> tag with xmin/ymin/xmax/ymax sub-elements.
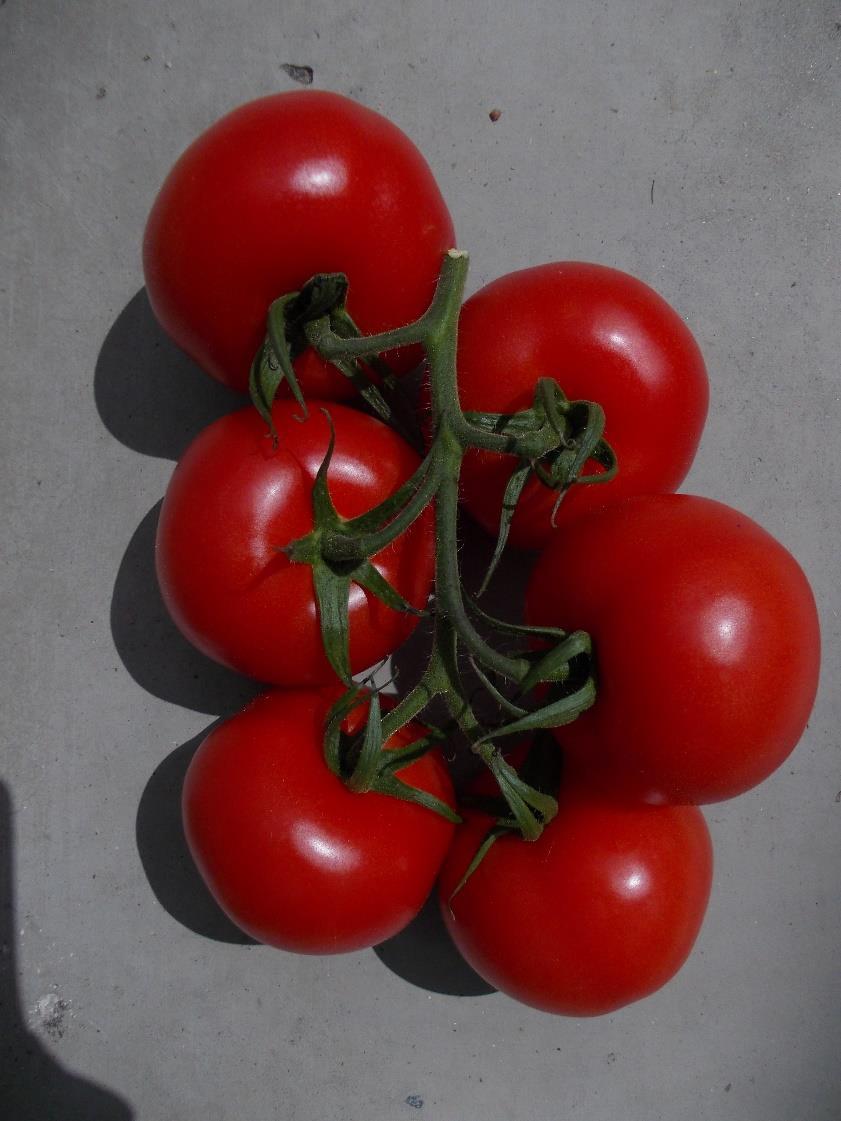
<box><xmin>184</xmin><ymin>689</ymin><xmax>456</xmax><ymax>953</ymax></box>
<box><xmin>439</xmin><ymin>785</ymin><xmax>712</xmax><ymax>1015</ymax></box>
<box><xmin>526</xmin><ymin>494</ymin><xmax>821</xmax><ymax>804</ymax></box>
<box><xmin>143</xmin><ymin>91</ymin><xmax>454</xmax><ymax>398</ymax></box>
<box><xmin>456</xmin><ymin>263</ymin><xmax>709</xmax><ymax>549</ymax></box>
<box><xmin>156</xmin><ymin>400</ymin><xmax>433</xmax><ymax>685</ymax></box>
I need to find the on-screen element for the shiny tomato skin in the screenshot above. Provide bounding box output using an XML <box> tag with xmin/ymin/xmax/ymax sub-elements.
<box><xmin>184</xmin><ymin>689</ymin><xmax>457</xmax><ymax>953</ymax></box>
<box><xmin>143</xmin><ymin>91</ymin><xmax>455</xmax><ymax>397</ymax></box>
<box><xmin>456</xmin><ymin>263</ymin><xmax>709</xmax><ymax>549</ymax></box>
<box><xmin>156</xmin><ymin>400</ymin><xmax>433</xmax><ymax>686</ymax></box>
<box><xmin>526</xmin><ymin>494</ymin><xmax>821</xmax><ymax>804</ymax></box>
<box><xmin>439</xmin><ymin>787</ymin><xmax>712</xmax><ymax>1016</ymax></box>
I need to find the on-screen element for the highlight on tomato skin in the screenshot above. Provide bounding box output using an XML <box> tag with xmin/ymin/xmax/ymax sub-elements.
<box><xmin>143</xmin><ymin>90</ymin><xmax>456</xmax><ymax>399</ymax></box>
<box><xmin>155</xmin><ymin>399</ymin><xmax>434</xmax><ymax>687</ymax></box>
<box><xmin>438</xmin><ymin>782</ymin><xmax>713</xmax><ymax>1017</ymax></box>
<box><xmin>455</xmin><ymin>262</ymin><xmax>709</xmax><ymax>549</ymax></box>
<box><xmin>525</xmin><ymin>493</ymin><xmax>821</xmax><ymax>805</ymax></box>
<box><xmin>182</xmin><ymin>688</ymin><xmax>457</xmax><ymax>954</ymax></box>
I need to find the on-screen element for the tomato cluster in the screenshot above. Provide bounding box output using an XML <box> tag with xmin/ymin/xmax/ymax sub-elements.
<box><xmin>144</xmin><ymin>91</ymin><xmax>820</xmax><ymax>1017</ymax></box>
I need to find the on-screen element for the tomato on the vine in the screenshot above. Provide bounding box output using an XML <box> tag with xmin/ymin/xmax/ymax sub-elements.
<box><xmin>526</xmin><ymin>494</ymin><xmax>821</xmax><ymax>804</ymax></box>
<box><xmin>439</xmin><ymin>783</ymin><xmax>713</xmax><ymax>1016</ymax></box>
<box><xmin>143</xmin><ymin>90</ymin><xmax>455</xmax><ymax>398</ymax></box>
<box><xmin>184</xmin><ymin>689</ymin><xmax>457</xmax><ymax>953</ymax></box>
<box><xmin>156</xmin><ymin>400</ymin><xmax>433</xmax><ymax>686</ymax></box>
<box><xmin>456</xmin><ymin>263</ymin><xmax>709</xmax><ymax>548</ymax></box>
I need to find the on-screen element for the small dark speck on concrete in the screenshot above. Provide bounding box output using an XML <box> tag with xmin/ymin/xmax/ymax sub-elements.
<box><xmin>650</xmin><ymin>178</ymin><xmax>655</xmax><ymax>204</ymax></box>
<box><xmin>724</xmin><ymin>1083</ymin><xmax>732</xmax><ymax>1092</ymax></box>
<box><xmin>606</xmin><ymin>1052</ymin><xmax>617</xmax><ymax>1064</ymax></box>
<box><xmin>791</xmin><ymin>281</ymin><xmax>797</xmax><ymax>287</ymax></box>
<box><xmin>281</xmin><ymin>63</ymin><xmax>314</xmax><ymax>85</ymax></box>
<box><xmin>96</xmin><ymin>86</ymin><xmax>107</xmax><ymax>99</ymax></box>
<box><xmin>489</xmin><ymin>108</ymin><xmax>502</xmax><ymax>122</ymax></box>
<box><xmin>143</xmin><ymin>53</ymin><xmax>151</xmax><ymax>61</ymax></box>
<box><xmin>406</xmin><ymin>1095</ymin><xmax>424</xmax><ymax>1109</ymax></box>
<box><xmin>834</xmin><ymin>790</ymin><xmax>841</xmax><ymax>803</ymax></box>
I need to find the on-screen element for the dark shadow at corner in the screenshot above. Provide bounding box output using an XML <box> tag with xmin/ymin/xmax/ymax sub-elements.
<box><xmin>374</xmin><ymin>892</ymin><xmax>495</xmax><ymax>998</ymax></box>
<box><xmin>94</xmin><ymin>288</ymin><xmax>245</xmax><ymax>461</ymax></box>
<box><xmin>0</xmin><ymin>782</ymin><xmax>136</xmax><ymax>1120</ymax></box>
<box><xmin>135</xmin><ymin>732</ymin><xmax>256</xmax><ymax>945</ymax></box>
<box><xmin>111</xmin><ymin>500</ymin><xmax>262</xmax><ymax>716</ymax></box>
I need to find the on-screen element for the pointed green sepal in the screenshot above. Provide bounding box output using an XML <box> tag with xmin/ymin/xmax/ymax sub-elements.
<box><xmin>447</xmin><ymin>825</ymin><xmax>506</xmax><ymax>906</ymax></box>
<box><xmin>345</xmin><ymin>690</ymin><xmax>385</xmax><ymax>791</ymax></box>
<box><xmin>343</xmin><ymin>455</ymin><xmax>435</xmax><ymax>535</ymax></box>
<box><xmin>479</xmin><ymin>675</ymin><xmax>597</xmax><ymax>743</ymax></box>
<box><xmin>354</xmin><ymin>559</ymin><xmax>426</xmax><ymax>616</ymax></box>
<box><xmin>311</xmin><ymin>564</ymin><xmax>353</xmax><ymax>683</ymax></box>
<box><xmin>380</xmin><ymin>730</ymin><xmax>448</xmax><ymax>774</ymax></box>
<box><xmin>330</xmin><ymin>357</ymin><xmax>394</xmax><ymax>424</ymax></box>
<box><xmin>248</xmin><ymin>293</ymin><xmax>308</xmax><ymax>437</ymax></box>
<box><xmin>467</xmin><ymin>657</ymin><xmax>530</xmax><ymax>719</ymax></box>
<box><xmin>516</xmin><ymin>629</ymin><xmax>592</xmax><ymax>694</ymax></box>
<box><xmin>465</xmin><ymin>594</ymin><xmax>570</xmax><ymax>644</ymax></box>
<box><xmin>323</xmin><ymin>683</ymin><xmax>368</xmax><ymax>778</ymax></box>
<box><xmin>267</xmin><ymin>294</ymin><xmax>308</xmax><ymax>414</ymax></box>
<box><xmin>310</xmin><ymin>410</ymin><xmax>341</xmax><ymax>526</ymax></box>
<box><xmin>477</xmin><ymin>460</ymin><xmax>532</xmax><ymax>597</ymax></box>
<box><xmin>373</xmin><ymin>772</ymin><xmax>461</xmax><ymax>824</ymax></box>
<box><xmin>487</xmin><ymin>751</ymin><xmax>558</xmax><ymax>840</ymax></box>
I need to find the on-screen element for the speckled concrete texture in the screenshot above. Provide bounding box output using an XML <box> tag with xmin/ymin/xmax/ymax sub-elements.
<box><xmin>1</xmin><ymin>1</ymin><xmax>839</xmax><ymax>1118</ymax></box>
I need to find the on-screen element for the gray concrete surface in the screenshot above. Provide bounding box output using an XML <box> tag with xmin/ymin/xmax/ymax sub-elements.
<box><xmin>2</xmin><ymin>1</ymin><xmax>840</xmax><ymax>1118</ymax></box>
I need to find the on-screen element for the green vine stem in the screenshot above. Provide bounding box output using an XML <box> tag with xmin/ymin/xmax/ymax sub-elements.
<box><xmin>252</xmin><ymin>249</ymin><xmax>615</xmax><ymax>841</ymax></box>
